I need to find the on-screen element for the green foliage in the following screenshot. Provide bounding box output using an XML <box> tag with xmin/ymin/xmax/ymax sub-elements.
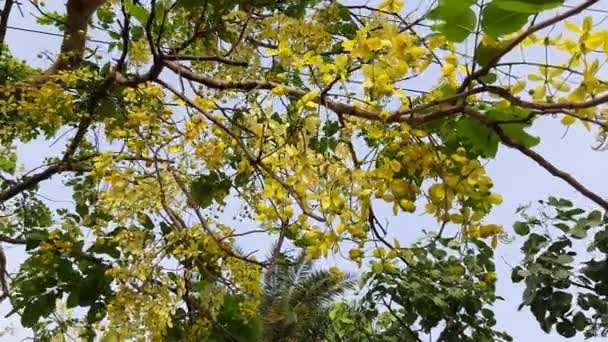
<box><xmin>453</xmin><ymin>116</ymin><xmax>500</xmax><ymax>158</ymax></box>
<box><xmin>429</xmin><ymin>0</ymin><xmax>565</xmax><ymax>40</ymax></box>
<box><xmin>493</xmin><ymin>0</ymin><xmax>564</xmax><ymax>13</ymax></box>
<box><xmin>190</xmin><ymin>171</ymin><xmax>232</xmax><ymax>208</ymax></box>
<box><xmin>0</xmin><ymin>48</ymin><xmax>35</xmax><ymax>83</ymax></box>
<box><xmin>353</xmin><ymin>237</ymin><xmax>512</xmax><ymax>341</ymax></box>
<box><xmin>512</xmin><ymin>198</ymin><xmax>608</xmax><ymax>338</ymax></box>
<box><xmin>209</xmin><ymin>295</ymin><xmax>265</xmax><ymax>342</ymax></box>
<box><xmin>481</xmin><ymin>3</ymin><xmax>531</xmax><ymax>37</ymax></box>
<box><xmin>441</xmin><ymin>107</ymin><xmax>539</xmax><ymax>159</ymax></box>
<box><xmin>260</xmin><ymin>250</ymin><xmax>354</xmax><ymax>341</ymax></box>
<box><xmin>0</xmin><ymin>0</ymin><xmax>604</xmax><ymax>340</ymax></box>
<box><xmin>427</xmin><ymin>0</ymin><xmax>477</xmax><ymax>42</ymax></box>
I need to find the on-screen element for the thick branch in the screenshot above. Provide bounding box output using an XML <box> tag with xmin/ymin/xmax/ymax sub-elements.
<box><xmin>463</xmin><ymin>107</ymin><xmax>608</xmax><ymax>211</ymax></box>
<box><xmin>0</xmin><ymin>234</ymin><xmax>25</xmax><ymax>244</ymax></box>
<box><xmin>0</xmin><ymin>164</ymin><xmax>62</xmax><ymax>203</ymax></box>
<box><xmin>161</xmin><ymin>55</ymin><xmax>248</xmax><ymax>67</ymax></box>
<box><xmin>164</xmin><ymin>61</ymin><xmax>464</xmax><ymax>125</ymax></box>
<box><xmin>0</xmin><ymin>0</ymin><xmax>13</xmax><ymax>46</ymax></box>
<box><xmin>44</xmin><ymin>0</ymin><xmax>108</xmax><ymax>75</ymax></box>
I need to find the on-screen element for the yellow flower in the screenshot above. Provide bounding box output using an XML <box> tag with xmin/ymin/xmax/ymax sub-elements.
<box><xmin>348</xmin><ymin>248</ymin><xmax>364</xmax><ymax>261</ymax></box>
<box><xmin>442</xmin><ymin>63</ymin><xmax>455</xmax><ymax>76</ymax></box>
<box><xmin>194</xmin><ymin>97</ymin><xmax>216</xmax><ymax>111</ymax></box>
<box><xmin>379</xmin><ymin>0</ymin><xmax>403</xmax><ymax>13</ymax></box>
<box><xmin>329</xmin><ymin>267</ymin><xmax>345</xmax><ymax>281</ymax></box>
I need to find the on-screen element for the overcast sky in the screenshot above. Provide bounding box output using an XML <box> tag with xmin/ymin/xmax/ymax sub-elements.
<box><xmin>2</xmin><ymin>0</ymin><xmax>608</xmax><ymax>341</ymax></box>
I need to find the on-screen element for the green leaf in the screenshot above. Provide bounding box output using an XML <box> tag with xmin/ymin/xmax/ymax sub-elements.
<box><xmin>482</xmin><ymin>3</ymin><xmax>530</xmax><ymax>37</ymax></box>
<box><xmin>96</xmin><ymin>97</ymin><xmax>118</xmax><ymax>118</ymax></box>
<box><xmin>430</xmin><ymin>248</ymin><xmax>447</xmax><ymax>259</ymax></box>
<box><xmin>285</xmin><ymin>1</ymin><xmax>308</xmax><ymax>17</ymax></box>
<box><xmin>475</xmin><ymin>43</ymin><xmax>503</xmax><ymax>67</ymax></box>
<box><xmin>573</xmin><ymin>312</ymin><xmax>588</xmax><ymax>331</ymax></box>
<box><xmin>522</xmin><ymin>233</ymin><xmax>548</xmax><ymax>254</ymax></box>
<box><xmin>593</xmin><ymin>230</ymin><xmax>608</xmax><ymax>253</ymax></box>
<box><xmin>547</xmin><ymin>197</ymin><xmax>573</xmax><ymax>208</ymax></box>
<box><xmin>479</xmin><ymin>73</ymin><xmax>498</xmax><ymax>84</ymax></box>
<box><xmin>493</xmin><ymin>0</ymin><xmax>564</xmax><ymax>14</ymax></box>
<box><xmin>175</xmin><ymin>0</ymin><xmax>200</xmax><ymax>9</ymax></box>
<box><xmin>454</xmin><ymin>117</ymin><xmax>499</xmax><ymax>158</ymax></box>
<box><xmin>25</xmin><ymin>230</ymin><xmax>48</xmax><ymax>241</ymax></box>
<box><xmin>89</xmin><ymin>242</ymin><xmax>121</xmax><ymax>259</ymax></box>
<box><xmin>552</xmin><ymin>291</ymin><xmax>573</xmax><ymax>308</ymax></box>
<box><xmin>428</xmin><ymin>0</ymin><xmax>477</xmax><ymax>42</ymax></box>
<box><xmin>25</xmin><ymin>230</ymin><xmax>49</xmax><ymax>251</ymax></box>
<box><xmin>511</xmin><ymin>266</ymin><xmax>525</xmax><ymax>282</ymax></box>
<box><xmin>141</xmin><ymin>214</ymin><xmax>154</xmax><ymax>230</ymax></box>
<box><xmin>587</xmin><ymin>210</ymin><xmax>603</xmax><ymax>227</ymax></box>
<box><xmin>190</xmin><ymin>171</ymin><xmax>232</xmax><ymax>208</ymax></box>
<box><xmin>553</xmin><ymin>223</ymin><xmax>570</xmax><ymax>233</ymax></box>
<box><xmin>548</xmin><ymin>239</ymin><xmax>572</xmax><ymax>252</ymax></box>
<box><xmin>66</xmin><ymin>290</ymin><xmax>80</xmax><ymax>309</ymax></box>
<box><xmin>570</xmin><ymin>220</ymin><xmax>587</xmax><ymax>239</ymax></box>
<box><xmin>514</xmin><ymin>221</ymin><xmax>530</xmax><ymax>235</ymax></box>
<box><xmin>160</xmin><ymin>222</ymin><xmax>172</xmax><ymax>235</ymax></box>
<box><xmin>555</xmin><ymin>269</ymin><xmax>570</xmax><ymax>280</ymax></box>
<box><xmin>487</xmin><ymin>109</ymin><xmax>540</xmax><ymax>148</ymax></box>
<box><xmin>556</xmin><ymin>320</ymin><xmax>576</xmax><ymax>338</ymax></box>
<box><xmin>21</xmin><ymin>293</ymin><xmax>56</xmax><ymax>328</ymax></box>
<box><xmin>555</xmin><ymin>254</ymin><xmax>573</xmax><ymax>265</ymax></box>
<box><xmin>124</xmin><ymin>0</ymin><xmax>150</xmax><ymax>24</ymax></box>
<box><xmin>86</xmin><ymin>302</ymin><xmax>107</xmax><ymax>324</ymax></box>
<box><xmin>76</xmin><ymin>202</ymin><xmax>89</xmax><ymax>218</ymax></box>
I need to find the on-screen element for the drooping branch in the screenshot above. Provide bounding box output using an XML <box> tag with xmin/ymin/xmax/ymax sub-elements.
<box><xmin>0</xmin><ymin>116</ymin><xmax>91</xmax><ymax>203</ymax></box>
<box><xmin>463</xmin><ymin>107</ymin><xmax>608</xmax><ymax>211</ymax></box>
<box><xmin>0</xmin><ymin>163</ymin><xmax>64</xmax><ymax>203</ymax></box>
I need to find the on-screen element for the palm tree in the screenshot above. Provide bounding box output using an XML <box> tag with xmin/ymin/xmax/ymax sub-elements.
<box><xmin>259</xmin><ymin>250</ymin><xmax>355</xmax><ymax>342</ymax></box>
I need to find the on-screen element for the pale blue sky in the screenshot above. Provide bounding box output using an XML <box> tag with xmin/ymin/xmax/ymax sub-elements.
<box><xmin>1</xmin><ymin>1</ymin><xmax>608</xmax><ymax>341</ymax></box>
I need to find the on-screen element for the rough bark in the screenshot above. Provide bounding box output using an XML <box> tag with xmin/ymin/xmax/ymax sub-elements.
<box><xmin>42</xmin><ymin>0</ymin><xmax>108</xmax><ymax>76</ymax></box>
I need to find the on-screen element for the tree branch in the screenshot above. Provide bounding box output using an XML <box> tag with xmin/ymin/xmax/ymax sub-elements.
<box><xmin>485</xmin><ymin>85</ymin><xmax>608</xmax><ymax>112</ymax></box>
<box><xmin>459</xmin><ymin>0</ymin><xmax>599</xmax><ymax>91</ymax></box>
<box><xmin>463</xmin><ymin>107</ymin><xmax>608</xmax><ymax>211</ymax></box>
<box><xmin>161</xmin><ymin>54</ymin><xmax>248</xmax><ymax>67</ymax></box>
<box><xmin>0</xmin><ymin>234</ymin><xmax>25</xmax><ymax>244</ymax></box>
<box><xmin>42</xmin><ymin>0</ymin><xmax>108</xmax><ymax>76</ymax></box>
<box><xmin>163</xmin><ymin>61</ymin><xmax>464</xmax><ymax>125</ymax></box>
<box><xmin>0</xmin><ymin>0</ymin><xmax>13</xmax><ymax>46</ymax></box>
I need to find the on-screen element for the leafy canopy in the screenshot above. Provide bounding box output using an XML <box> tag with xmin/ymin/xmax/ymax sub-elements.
<box><xmin>0</xmin><ymin>0</ymin><xmax>607</xmax><ymax>340</ymax></box>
